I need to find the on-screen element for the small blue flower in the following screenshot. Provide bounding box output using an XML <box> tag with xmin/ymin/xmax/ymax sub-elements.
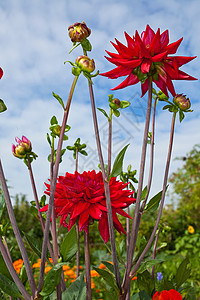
<box><xmin>157</xmin><ymin>272</ymin><xmax>163</xmax><ymax>281</ymax></box>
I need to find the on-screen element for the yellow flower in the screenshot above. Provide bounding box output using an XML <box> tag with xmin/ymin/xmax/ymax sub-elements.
<box><xmin>188</xmin><ymin>225</ymin><xmax>195</xmax><ymax>234</ymax></box>
<box><xmin>90</xmin><ymin>270</ymin><xmax>99</xmax><ymax>277</ymax></box>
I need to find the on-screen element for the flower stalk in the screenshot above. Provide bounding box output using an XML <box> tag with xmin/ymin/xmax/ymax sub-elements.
<box><xmin>0</xmin><ymin>159</ymin><xmax>37</xmax><ymax>298</ymax></box>
<box><xmin>84</xmin><ymin>231</ymin><xmax>92</xmax><ymax>300</ymax></box>
<box><xmin>38</xmin><ymin>75</ymin><xmax>79</xmax><ymax>293</ymax></box>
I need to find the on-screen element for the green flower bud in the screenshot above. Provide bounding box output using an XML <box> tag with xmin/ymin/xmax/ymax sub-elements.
<box><xmin>75</xmin><ymin>55</ymin><xmax>95</xmax><ymax>73</ymax></box>
<box><xmin>68</xmin><ymin>21</ymin><xmax>91</xmax><ymax>43</ymax></box>
<box><xmin>173</xmin><ymin>93</ymin><xmax>191</xmax><ymax>111</ymax></box>
<box><xmin>51</xmin><ymin>124</ymin><xmax>61</xmax><ymax>137</ymax></box>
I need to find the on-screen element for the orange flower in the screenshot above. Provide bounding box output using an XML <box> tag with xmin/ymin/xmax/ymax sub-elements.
<box><xmin>91</xmin><ymin>280</ymin><xmax>96</xmax><ymax>289</ymax></box>
<box><xmin>62</xmin><ymin>265</ymin><xmax>70</xmax><ymax>271</ymax></box>
<box><xmin>131</xmin><ymin>276</ymin><xmax>137</xmax><ymax>281</ymax></box>
<box><xmin>13</xmin><ymin>259</ymin><xmax>23</xmax><ymax>274</ymax></box>
<box><xmin>90</xmin><ymin>270</ymin><xmax>100</xmax><ymax>277</ymax></box>
<box><xmin>45</xmin><ymin>266</ymin><xmax>52</xmax><ymax>274</ymax></box>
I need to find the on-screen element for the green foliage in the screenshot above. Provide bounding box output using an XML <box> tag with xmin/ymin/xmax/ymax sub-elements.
<box><xmin>0</xmin><ymin>274</ymin><xmax>21</xmax><ymax>298</ymax></box>
<box><xmin>0</xmin><ymin>99</ymin><xmax>7</xmax><ymax>113</ymax></box>
<box><xmin>109</xmin><ymin>144</ymin><xmax>129</xmax><ymax>179</ymax></box>
<box><xmin>60</xmin><ymin>225</ymin><xmax>78</xmax><ymax>262</ymax></box>
<box><xmin>62</xmin><ymin>273</ymin><xmax>86</xmax><ymax>300</ymax></box>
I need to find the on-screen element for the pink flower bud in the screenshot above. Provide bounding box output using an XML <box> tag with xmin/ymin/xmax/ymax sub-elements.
<box><xmin>68</xmin><ymin>21</ymin><xmax>91</xmax><ymax>43</ymax></box>
<box><xmin>173</xmin><ymin>94</ymin><xmax>191</xmax><ymax>111</ymax></box>
<box><xmin>75</xmin><ymin>55</ymin><xmax>95</xmax><ymax>73</ymax></box>
<box><xmin>12</xmin><ymin>136</ymin><xmax>32</xmax><ymax>159</ymax></box>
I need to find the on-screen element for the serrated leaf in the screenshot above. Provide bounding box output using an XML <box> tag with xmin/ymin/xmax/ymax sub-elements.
<box><xmin>0</xmin><ymin>99</ymin><xmax>7</xmax><ymax>113</ymax></box>
<box><xmin>40</xmin><ymin>263</ymin><xmax>66</xmax><ymax>296</ymax></box>
<box><xmin>52</xmin><ymin>92</ymin><xmax>65</xmax><ymax>110</ymax></box>
<box><xmin>97</xmin><ymin>107</ymin><xmax>109</xmax><ymax>120</ymax></box>
<box><xmin>144</xmin><ymin>186</ymin><xmax>168</xmax><ymax>213</ymax></box>
<box><xmin>93</xmin><ymin>267</ymin><xmax>119</xmax><ymax>296</ymax></box>
<box><xmin>109</xmin><ymin>144</ymin><xmax>129</xmax><ymax>179</ymax></box>
<box><xmin>60</xmin><ymin>225</ymin><xmax>77</xmax><ymax>262</ymax></box>
<box><xmin>0</xmin><ymin>274</ymin><xmax>21</xmax><ymax>298</ymax></box>
<box><xmin>175</xmin><ymin>257</ymin><xmax>191</xmax><ymax>289</ymax></box>
<box><xmin>62</xmin><ymin>273</ymin><xmax>86</xmax><ymax>300</ymax></box>
<box><xmin>50</xmin><ymin>116</ymin><xmax>58</xmax><ymax>125</ymax></box>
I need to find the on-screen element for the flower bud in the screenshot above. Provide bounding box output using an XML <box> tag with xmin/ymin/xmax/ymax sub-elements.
<box><xmin>112</xmin><ymin>98</ymin><xmax>121</xmax><ymax>108</ymax></box>
<box><xmin>51</xmin><ymin>125</ymin><xmax>61</xmax><ymax>136</ymax></box>
<box><xmin>173</xmin><ymin>94</ymin><xmax>191</xmax><ymax>111</ymax></box>
<box><xmin>75</xmin><ymin>55</ymin><xmax>95</xmax><ymax>73</ymax></box>
<box><xmin>12</xmin><ymin>136</ymin><xmax>32</xmax><ymax>159</ymax></box>
<box><xmin>68</xmin><ymin>21</ymin><xmax>91</xmax><ymax>43</ymax></box>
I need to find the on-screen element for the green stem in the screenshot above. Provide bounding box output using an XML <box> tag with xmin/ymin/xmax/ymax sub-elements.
<box><xmin>0</xmin><ymin>159</ymin><xmax>37</xmax><ymax>298</ymax></box>
<box><xmin>107</xmin><ymin>119</ymin><xmax>112</xmax><ymax>177</ymax></box>
<box><xmin>84</xmin><ymin>231</ymin><xmax>92</xmax><ymax>300</ymax></box>
<box><xmin>88</xmin><ymin>83</ymin><xmax>122</xmax><ymax>292</ymax></box>
<box><xmin>0</xmin><ymin>237</ymin><xmax>31</xmax><ymax>300</ymax></box>
<box><xmin>122</xmin><ymin>112</ymin><xmax>176</xmax><ymax>298</ymax></box>
<box><xmin>38</xmin><ymin>75</ymin><xmax>79</xmax><ymax>293</ymax></box>
<box><xmin>152</xmin><ymin>228</ymin><xmax>161</xmax><ymax>280</ymax></box>
<box><xmin>122</xmin><ymin>79</ymin><xmax>152</xmax><ymax>298</ymax></box>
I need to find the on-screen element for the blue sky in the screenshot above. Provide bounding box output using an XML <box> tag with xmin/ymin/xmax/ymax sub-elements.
<box><xmin>0</xmin><ymin>0</ymin><xmax>199</xmax><ymax>203</ymax></box>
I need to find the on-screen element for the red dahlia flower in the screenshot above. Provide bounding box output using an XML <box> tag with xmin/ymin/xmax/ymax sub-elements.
<box><xmin>100</xmin><ymin>25</ymin><xmax>197</xmax><ymax>97</ymax></box>
<box><xmin>153</xmin><ymin>289</ymin><xmax>182</xmax><ymax>300</ymax></box>
<box><xmin>0</xmin><ymin>67</ymin><xmax>3</xmax><ymax>79</ymax></box>
<box><xmin>40</xmin><ymin>170</ymin><xmax>135</xmax><ymax>243</ymax></box>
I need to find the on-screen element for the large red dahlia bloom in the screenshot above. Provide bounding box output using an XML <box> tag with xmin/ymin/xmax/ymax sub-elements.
<box><xmin>100</xmin><ymin>25</ymin><xmax>197</xmax><ymax>97</ymax></box>
<box><xmin>153</xmin><ymin>289</ymin><xmax>182</xmax><ymax>300</ymax></box>
<box><xmin>40</xmin><ymin>170</ymin><xmax>135</xmax><ymax>243</ymax></box>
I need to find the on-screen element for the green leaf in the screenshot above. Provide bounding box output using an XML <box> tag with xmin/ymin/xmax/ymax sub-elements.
<box><xmin>80</xmin><ymin>150</ymin><xmax>88</xmax><ymax>156</ymax></box>
<box><xmin>141</xmin><ymin>186</ymin><xmax>147</xmax><ymax>201</ymax></box>
<box><xmin>137</xmin><ymin>270</ymin><xmax>154</xmax><ymax>297</ymax></box>
<box><xmin>184</xmin><ymin>287</ymin><xmax>196</xmax><ymax>300</ymax></box>
<box><xmin>174</xmin><ymin>257</ymin><xmax>191</xmax><ymax>289</ymax></box>
<box><xmin>138</xmin><ymin>259</ymin><xmax>165</xmax><ymax>274</ymax></box>
<box><xmin>60</xmin><ymin>225</ymin><xmax>78</xmax><ymax>262</ymax></box>
<box><xmin>109</xmin><ymin>144</ymin><xmax>129</xmax><ymax>179</ymax></box>
<box><xmin>0</xmin><ymin>99</ymin><xmax>7</xmax><ymax>113</ymax></box>
<box><xmin>23</xmin><ymin>231</ymin><xmax>46</xmax><ymax>258</ymax></box>
<box><xmin>139</xmin><ymin>290</ymin><xmax>151</xmax><ymax>300</ymax></box>
<box><xmin>50</xmin><ymin>116</ymin><xmax>58</xmax><ymax>125</ymax></box>
<box><xmin>101</xmin><ymin>261</ymin><xmax>114</xmax><ymax>274</ymax></box>
<box><xmin>47</xmin><ymin>133</ymin><xmax>51</xmax><ymax>146</ymax></box>
<box><xmin>97</xmin><ymin>107</ymin><xmax>109</xmax><ymax>120</ymax></box>
<box><xmin>0</xmin><ymin>274</ymin><xmax>21</xmax><ymax>298</ymax></box>
<box><xmin>113</xmin><ymin>109</ymin><xmax>120</xmax><ymax>117</ymax></box>
<box><xmin>81</xmin><ymin>38</ymin><xmax>92</xmax><ymax>51</ymax></box>
<box><xmin>163</xmin><ymin>104</ymin><xmax>172</xmax><ymax>110</ymax></box>
<box><xmin>0</xmin><ymin>253</ymin><xmax>13</xmax><ymax>281</ymax></box>
<box><xmin>40</xmin><ymin>263</ymin><xmax>66</xmax><ymax>296</ymax></box>
<box><xmin>93</xmin><ymin>267</ymin><xmax>119</xmax><ymax>297</ymax></box>
<box><xmin>62</xmin><ymin>273</ymin><xmax>86</xmax><ymax>300</ymax></box>
<box><xmin>72</xmin><ymin>67</ymin><xmax>82</xmax><ymax>76</ymax></box>
<box><xmin>120</xmin><ymin>100</ymin><xmax>130</xmax><ymax>109</ymax></box>
<box><xmin>0</xmin><ymin>192</ymin><xmax>5</xmax><ymax>220</ymax></box>
<box><xmin>144</xmin><ymin>187</ymin><xmax>168</xmax><ymax>213</ymax></box>
<box><xmin>52</xmin><ymin>92</ymin><xmax>65</xmax><ymax>110</ymax></box>
<box><xmin>179</xmin><ymin>110</ymin><xmax>185</xmax><ymax>123</ymax></box>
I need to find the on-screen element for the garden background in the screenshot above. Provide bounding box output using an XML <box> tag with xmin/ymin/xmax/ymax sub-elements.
<box><xmin>0</xmin><ymin>0</ymin><xmax>200</xmax><ymax>298</ymax></box>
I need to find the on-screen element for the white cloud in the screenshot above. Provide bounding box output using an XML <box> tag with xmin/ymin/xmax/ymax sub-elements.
<box><xmin>0</xmin><ymin>0</ymin><xmax>199</xmax><ymax>205</ymax></box>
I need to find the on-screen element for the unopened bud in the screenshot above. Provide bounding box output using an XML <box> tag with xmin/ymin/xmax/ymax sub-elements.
<box><xmin>51</xmin><ymin>125</ymin><xmax>61</xmax><ymax>137</ymax></box>
<box><xmin>173</xmin><ymin>94</ymin><xmax>191</xmax><ymax>111</ymax></box>
<box><xmin>12</xmin><ymin>136</ymin><xmax>32</xmax><ymax>159</ymax></box>
<box><xmin>75</xmin><ymin>55</ymin><xmax>95</xmax><ymax>73</ymax></box>
<box><xmin>68</xmin><ymin>21</ymin><xmax>91</xmax><ymax>43</ymax></box>
<box><xmin>112</xmin><ymin>98</ymin><xmax>121</xmax><ymax>108</ymax></box>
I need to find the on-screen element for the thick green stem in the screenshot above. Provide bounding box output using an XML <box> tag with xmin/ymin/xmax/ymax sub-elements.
<box><xmin>38</xmin><ymin>76</ymin><xmax>78</xmax><ymax>293</ymax></box>
<box><xmin>0</xmin><ymin>159</ymin><xmax>37</xmax><ymax>298</ymax></box>
<box><xmin>84</xmin><ymin>231</ymin><xmax>92</xmax><ymax>300</ymax></box>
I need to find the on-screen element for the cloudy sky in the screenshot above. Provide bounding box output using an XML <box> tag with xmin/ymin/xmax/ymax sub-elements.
<box><xmin>0</xmin><ymin>0</ymin><xmax>199</xmax><ymax>205</ymax></box>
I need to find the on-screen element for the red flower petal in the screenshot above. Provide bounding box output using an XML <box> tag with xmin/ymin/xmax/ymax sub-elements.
<box><xmin>165</xmin><ymin>37</ymin><xmax>183</xmax><ymax>54</ymax></box>
<box><xmin>111</xmin><ymin>73</ymin><xmax>139</xmax><ymax>90</ymax></box>
<box><xmin>141</xmin><ymin>59</ymin><xmax>152</xmax><ymax>73</ymax></box>
<box><xmin>0</xmin><ymin>67</ymin><xmax>3</xmax><ymax>79</ymax></box>
<box><xmin>100</xmin><ymin>65</ymin><xmax>131</xmax><ymax>79</ymax></box>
